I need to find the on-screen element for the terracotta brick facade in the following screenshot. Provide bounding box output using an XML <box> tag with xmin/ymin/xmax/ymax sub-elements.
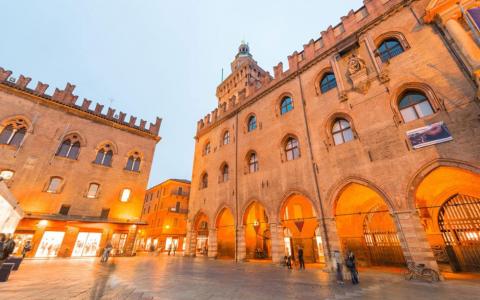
<box><xmin>0</xmin><ymin>70</ymin><xmax>160</xmax><ymax>258</ymax></box>
<box><xmin>186</xmin><ymin>0</ymin><xmax>480</xmax><ymax>274</ymax></box>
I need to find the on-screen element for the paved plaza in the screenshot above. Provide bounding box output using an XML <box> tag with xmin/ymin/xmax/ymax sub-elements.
<box><xmin>1</xmin><ymin>255</ymin><xmax>479</xmax><ymax>300</ymax></box>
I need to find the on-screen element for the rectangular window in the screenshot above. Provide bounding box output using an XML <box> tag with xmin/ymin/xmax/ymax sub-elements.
<box><xmin>101</xmin><ymin>208</ymin><xmax>110</xmax><ymax>219</ymax></box>
<box><xmin>59</xmin><ymin>204</ymin><xmax>70</xmax><ymax>215</ymax></box>
<box><xmin>47</xmin><ymin>177</ymin><xmax>62</xmax><ymax>193</ymax></box>
<box><xmin>175</xmin><ymin>201</ymin><xmax>180</xmax><ymax>212</ymax></box>
<box><xmin>87</xmin><ymin>183</ymin><xmax>100</xmax><ymax>198</ymax></box>
<box><xmin>178</xmin><ymin>187</ymin><xmax>183</xmax><ymax>194</ymax></box>
<box><xmin>120</xmin><ymin>188</ymin><xmax>131</xmax><ymax>202</ymax></box>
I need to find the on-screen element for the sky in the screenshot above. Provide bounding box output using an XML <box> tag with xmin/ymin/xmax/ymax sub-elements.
<box><xmin>1</xmin><ymin>1</ymin><xmax>364</xmax><ymax>187</ymax></box>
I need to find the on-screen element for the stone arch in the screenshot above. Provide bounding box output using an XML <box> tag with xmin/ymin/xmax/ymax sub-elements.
<box><xmin>61</xmin><ymin>131</ymin><xmax>86</xmax><ymax>146</ymax></box>
<box><xmin>314</xmin><ymin>66</ymin><xmax>337</xmax><ymax>95</ymax></box>
<box><xmin>241</xmin><ymin>199</ymin><xmax>272</xmax><ymax>260</ymax></box>
<box><xmin>279</xmin><ymin>133</ymin><xmax>302</xmax><ymax>162</ymax></box>
<box><xmin>0</xmin><ymin>114</ymin><xmax>32</xmax><ymax>130</ymax></box>
<box><xmin>327</xmin><ymin>176</ymin><xmax>397</xmax><ymax>217</ymax></box>
<box><xmin>214</xmin><ymin>204</ymin><xmax>236</xmax><ymax>259</ymax></box>
<box><xmin>95</xmin><ymin>140</ymin><xmax>118</xmax><ymax>154</ymax></box>
<box><xmin>213</xmin><ymin>203</ymin><xmax>236</xmax><ymax>227</ymax></box>
<box><xmin>389</xmin><ymin>82</ymin><xmax>444</xmax><ymax>125</ymax></box>
<box><xmin>275</xmin><ymin>91</ymin><xmax>295</xmax><ymax>116</ymax></box>
<box><xmin>406</xmin><ymin>158</ymin><xmax>480</xmax><ymax>210</ymax></box>
<box><xmin>276</xmin><ymin>189</ymin><xmax>318</xmax><ymax>222</ymax></box>
<box><xmin>241</xmin><ymin>199</ymin><xmax>272</xmax><ymax>225</ymax></box>
<box><xmin>374</xmin><ymin>30</ymin><xmax>411</xmax><ymax>50</ymax></box>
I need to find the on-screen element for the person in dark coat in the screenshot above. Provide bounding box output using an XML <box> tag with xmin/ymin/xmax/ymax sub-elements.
<box><xmin>3</xmin><ymin>234</ymin><xmax>15</xmax><ymax>260</ymax></box>
<box><xmin>346</xmin><ymin>251</ymin><xmax>359</xmax><ymax>284</ymax></box>
<box><xmin>22</xmin><ymin>241</ymin><xmax>32</xmax><ymax>258</ymax></box>
<box><xmin>297</xmin><ymin>246</ymin><xmax>305</xmax><ymax>270</ymax></box>
<box><xmin>0</xmin><ymin>233</ymin><xmax>6</xmax><ymax>261</ymax></box>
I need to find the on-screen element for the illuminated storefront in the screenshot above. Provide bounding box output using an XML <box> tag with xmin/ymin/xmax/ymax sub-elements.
<box><xmin>35</xmin><ymin>231</ymin><xmax>65</xmax><ymax>257</ymax></box>
<box><xmin>72</xmin><ymin>232</ymin><xmax>102</xmax><ymax>257</ymax></box>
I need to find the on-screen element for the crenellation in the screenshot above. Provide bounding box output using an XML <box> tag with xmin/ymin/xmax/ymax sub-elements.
<box><xmin>34</xmin><ymin>81</ymin><xmax>49</xmax><ymax>95</ymax></box>
<box><xmin>288</xmin><ymin>51</ymin><xmax>299</xmax><ymax>71</ymax></box>
<box><xmin>107</xmin><ymin>107</ymin><xmax>116</xmax><ymax>118</ymax></box>
<box><xmin>341</xmin><ymin>10</ymin><xmax>358</xmax><ymax>33</ymax></box>
<box><xmin>211</xmin><ymin>109</ymin><xmax>218</xmax><ymax>123</ymax></box>
<box><xmin>94</xmin><ymin>103</ymin><xmax>104</xmax><ymax>114</ymax></box>
<box><xmin>0</xmin><ymin>67</ymin><xmax>12</xmax><ymax>81</ymax></box>
<box><xmin>118</xmin><ymin>112</ymin><xmax>127</xmax><ymax>123</ymax></box>
<box><xmin>129</xmin><ymin>115</ymin><xmax>137</xmax><ymax>126</ymax></box>
<box><xmin>139</xmin><ymin>119</ymin><xmax>147</xmax><ymax>130</ymax></box>
<box><xmin>52</xmin><ymin>83</ymin><xmax>78</xmax><ymax>105</ymax></box>
<box><xmin>148</xmin><ymin>117</ymin><xmax>162</xmax><ymax>135</ymax></box>
<box><xmin>303</xmin><ymin>40</ymin><xmax>316</xmax><ymax>61</ymax></box>
<box><xmin>17</xmin><ymin>75</ymin><xmax>32</xmax><ymax>89</ymax></box>
<box><xmin>81</xmin><ymin>98</ymin><xmax>92</xmax><ymax>110</ymax></box>
<box><xmin>273</xmin><ymin>62</ymin><xmax>283</xmax><ymax>79</ymax></box>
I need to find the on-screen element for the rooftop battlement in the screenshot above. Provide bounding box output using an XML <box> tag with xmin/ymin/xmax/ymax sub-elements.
<box><xmin>197</xmin><ymin>0</ymin><xmax>410</xmax><ymax>135</ymax></box>
<box><xmin>0</xmin><ymin>67</ymin><xmax>162</xmax><ymax>138</ymax></box>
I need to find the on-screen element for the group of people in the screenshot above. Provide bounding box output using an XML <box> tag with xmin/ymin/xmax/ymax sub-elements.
<box><xmin>0</xmin><ymin>234</ymin><xmax>16</xmax><ymax>261</ymax></box>
<box><xmin>283</xmin><ymin>246</ymin><xmax>359</xmax><ymax>286</ymax></box>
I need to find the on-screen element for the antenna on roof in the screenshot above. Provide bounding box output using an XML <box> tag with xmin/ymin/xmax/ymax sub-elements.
<box><xmin>221</xmin><ymin>68</ymin><xmax>224</xmax><ymax>82</ymax></box>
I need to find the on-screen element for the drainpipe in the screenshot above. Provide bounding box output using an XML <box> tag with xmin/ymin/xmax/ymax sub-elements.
<box><xmin>235</xmin><ymin>112</ymin><xmax>239</xmax><ymax>263</ymax></box>
<box><xmin>295</xmin><ymin>65</ymin><xmax>332</xmax><ymax>259</ymax></box>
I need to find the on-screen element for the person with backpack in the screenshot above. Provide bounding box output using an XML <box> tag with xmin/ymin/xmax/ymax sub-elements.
<box><xmin>2</xmin><ymin>234</ymin><xmax>15</xmax><ymax>260</ymax></box>
<box><xmin>346</xmin><ymin>251</ymin><xmax>359</xmax><ymax>285</ymax></box>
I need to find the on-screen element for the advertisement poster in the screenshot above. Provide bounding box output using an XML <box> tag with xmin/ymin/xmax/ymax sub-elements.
<box><xmin>406</xmin><ymin>121</ymin><xmax>453</xmax><ymax>149</ymax></box>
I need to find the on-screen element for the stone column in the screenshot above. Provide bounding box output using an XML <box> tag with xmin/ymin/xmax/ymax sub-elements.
<box><xmin>394</xmin><ymin>211</ymin><xmax>439</xmax><ymax>272</ymax></box>
<box><xmin>236</xmin><ymin>225</ymin><xmax>246</xmax><ymax>261</ymax></box>
<box><xmin>445</xmin><ymin>18</ymin><xmax>480</xmax><ymax>70</ymax></box>
<box><xmin>329</xmin><ymin>54</ymin><xmax>348</xmax><ymax>101</ymax></box>
<box><xmin>323</xmin><ymin>217</ymin><xmax>350</xmax><ymax>280</ymax></box>
<box><xmin>208</xmin><ymin>228</ymin><xmax>217</xmax><ymax>259</ymax></box>
<box><xmin>270</xmin><ymin>223</ymin><xmax>285</xmax><ymax>264</ymax></box>
<box><xmin>185</xmin><ymin>230</ymin><xmax>197</xmax><ymax>257</ymax></box>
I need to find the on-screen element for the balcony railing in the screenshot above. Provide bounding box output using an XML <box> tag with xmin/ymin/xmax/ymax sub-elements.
<box><xmin>170</xmin><ymin>190</ymin><xmax>189</xmax><ymax>197</ymax></box>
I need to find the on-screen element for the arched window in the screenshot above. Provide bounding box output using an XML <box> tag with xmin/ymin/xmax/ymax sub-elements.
<box><xmin>247</xmin><ymin>115</ymin><xmax>257</xmax><ymax>132</ymax></box>
<box><xmin>0</xmin><ymin>118</ymin><xmax>28</xmax><ymax>148</ymax></box>
<box><xmin>94</xmin><ymin>144</ymin><xmax>113</xmax><ymax>167</ymax></box>
<box><xmin>378</xmin><ymin>38</ymin><xmax>404</xmax><ymax>62</ymax></box>
<box><xmin>320</xmin><ymin>73</ymin><xmax>337</xmax><ymax>94</ymax></box>
<box><xmin>221</xmin><ymin>164</ymin><xmax>229</xmax><ymax>182</ymax></box>
<box><xmin>248</xmin><ymin>152</ymin><xmax>259</xmax><ymax>173</ymax></box>
<box><xmin>56</xmin><ymin>135</ymin><xmax>81</xmax><ymax>159</ymax></box>
<box><xmin>332</xmin><ymin>119</ymin><xmax>354</xmax><ymax>145</ymax></box>
<box><xmin>86</xmin><ymin>183</ymin><xmax>100</xmax><ymax>198</ymax></box>
<box><xmin>398</xmin><ymin>91</ymin><xmax>434</xmax><ymax>123</ymax></box>
<box><xmin>204</xmin><ymin>142</ymin><xmax>211</xmax><ymax>155</ymax></box>
<box><xmin>285</xmin><ymin>137</ymin><xmax>300</xmax><ymax>161</ymax></box>
<box><xmin>125</xmin><ymin>152</ymin><xmax>141</xmax><ymax>172</ymax></box>
<box><xmin>280</xmin><ymin>97</ymin><xmax>293</xmax><ymax>115</ymax></box>
<box><xmin>201</xmin><ymin>173</ymin><xmax>208</xmax><ymax>189</ymax></box>
<box><xmin>0</xmin><ymin>170</ymin><xmax>14</xmax><ymax>181</ymax></box>
<box><xmin>223</xmin><ymin>131</ymin><xmax>230</xmax><ymax>145</ymax></box>
<box><xmin>46</xmin><ymin>177</ymin><xmax>63</xmax><ymax>193</ymax></box>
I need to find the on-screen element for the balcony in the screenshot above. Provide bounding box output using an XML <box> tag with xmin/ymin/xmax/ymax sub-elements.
<box><xmin>170</xmin><ymin>190</ymin><xmax>189</xmax><ymax>197</ymax></box>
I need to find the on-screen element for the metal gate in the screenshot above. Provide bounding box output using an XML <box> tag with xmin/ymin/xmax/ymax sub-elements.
<box><xmin>439</xmin><ymin>194</ymin><xmax>480</xmax><ymax>272</ymax></box>
<box><xmin>363</xmin><ymin>211</ymin><xmax>406</xmax><ymax>266</ymax></box>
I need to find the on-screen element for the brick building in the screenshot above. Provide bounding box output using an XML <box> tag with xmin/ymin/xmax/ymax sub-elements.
<box><xmin>0</xmin><ymin>68</ymin><xmax>161</xmax><ymax>258</ymax></box>
<box><xmin>137</xmin><ymin>179</ymin><xmax>190</xmax><ymax>253</ymax></box>
<box><xmin>186</xmin><ymin>0</ymin><xmax>480</xmax><ymax>274</ymax></box>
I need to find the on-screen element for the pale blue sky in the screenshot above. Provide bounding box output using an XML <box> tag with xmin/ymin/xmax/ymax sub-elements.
<box><xmin>2</xmin><ymin>1</ymin><xmax>363</xmax><ymax>187</ymax></box>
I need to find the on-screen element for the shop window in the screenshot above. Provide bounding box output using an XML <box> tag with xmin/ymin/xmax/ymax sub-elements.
<box><xmin>59</xmin><ymin>204</ymin><xmax>70</xmax><ymax>215</ymax></box>
<box><xmin>378</xmin><ymin>38</ymin><xmax>404</xmax><ymax>62</ymax></box>
<box><xmin>35</xmin><ymin>231</ymin><xmax>65</xmax><ymax>257</ymax></box>
<box><xmin>398</xmin><ymin>91</ymin><xmax>434</xmax><ymax>123</ymax></box>
<box><xmin>0</xmin><ymin>118</ymin><xmax>28</xmax><ymax>148</ymax></box>
<box><xmin>120</xmin><ymin>188</ymin><xmax>131</xmax><ymax>202</ymax></box>
<box><xmin>285</xmin><ymin>137</ymin><xmax>300</xmax><ymax>161</ymax></box>
<box><xmin>86</xmin><ymin>183</ymin><xmax>100</xmax><ymax>199</ymax></box>
<box><xmin>320</xmin><ymin>73</ymin><xmax>337</xmax><ymax>94</ymax></box>
<box><xmin>280</xmin><ymin>97</ymin><xmax>294</xmax><ymax>115</ymax></box>
<box><xmin>332</xmin><ymin>119</ymin><xmax>354</xmax><ymax>145</ymax></box>
<box><xmin>46</xmin><ymin>177</ymin><xmax>63</xmax><ymax>193</ymax></box>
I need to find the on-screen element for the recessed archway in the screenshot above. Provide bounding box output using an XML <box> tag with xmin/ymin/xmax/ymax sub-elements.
<box><xmin>334</xmin><ymin>182</ymin><xmax>406</xmax><ymax>267</ymax></box>
<box><xmin>193</xmin><ymin>212</ymin><xmax>209</xmax><ymax>256</ymax></box>
<box><xmin>216</xmin><ymin>207</ymin><xmax>235</xmax><ymax>259</ymax></box>
<box><xmin>414</xmin><ymin>166</ymin><xmax>480</xmax><ymax>273</ymax></box>
<box><xmin>243</xmin><ymin>201</ymin><xmax>271</xmax><ymax>260</ymax></box>
<box><xmin>280</xmin><ymin>193</ymin><xmax>324</xmax><ymax>263</ymax></box>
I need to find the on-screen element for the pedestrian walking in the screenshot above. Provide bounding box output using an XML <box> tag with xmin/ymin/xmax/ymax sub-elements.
<box><xmin>333</xmin><ymin>250</ymin><xmax>344</xmax><ymax>285</ymax></box>
<box><xmin>286</xmin><ymin>255</ymin><xmax>292</xmax><ymax>269</ymax></box>
<box><xmin>3</xmin><ymin>234</ymin><xmax>16</xmax><ymax>260</ymax></box>
<box><xmin>298</xmin><ymin>246</ymin><xmax>305</xmax><ymax>270</ymax></box>
<box><xmin>0</xmin><ymin>233</ymin><xmax>6</xmax><ymax>261</ymax></box>
<box><xmin>101</xmin><ymin>242</ymin><xmax>113</xmax><ymax>262</ymax></box>
<box><xmin>173</xmin><ymin>244</ymin><xmax>177</xmax><ymax>256</ymax></box>
<box><xmin>22</xmin><ymin>240</ymin><xmax>32</xmax><ymax>258</ymax></box>
<box><xmin>346</xmin><ymin>251</ymin><xmax>359</xmax><ymax>284</ymax></box>
<box><xmin>167</xmin><ymin>245</ymin><xmax>172</xmax><ymax>256</ymax></box>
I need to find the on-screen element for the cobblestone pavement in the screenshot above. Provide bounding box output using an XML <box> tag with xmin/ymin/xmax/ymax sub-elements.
<box><xmin>1</xmin><ymin>255</ymin><xmax>480</xmax><ymax>300</ymax></box>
